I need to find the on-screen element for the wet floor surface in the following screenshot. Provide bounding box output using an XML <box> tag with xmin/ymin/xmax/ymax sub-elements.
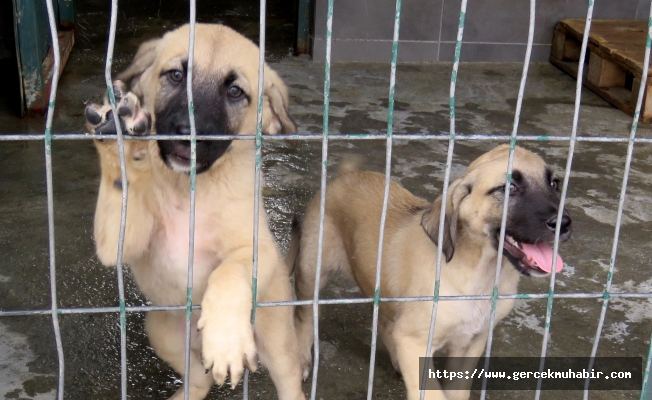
<box><xmin>1</xmin><ymin>2</ymin><xmax>652</xmax><ymax>400</ymax></box>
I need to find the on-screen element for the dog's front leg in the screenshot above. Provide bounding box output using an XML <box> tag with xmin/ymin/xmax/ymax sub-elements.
<box><xmin>198</xmin><ymin>245</ymin><xmax>277</xmax><ymax>388</ymax></box>
<box><xmin>393</xmin><ymin>333</ymin><xmax>450</xmax><ymax>400</ymax></box>
<box><xmin>145</xmin><ymin>310</ymin><xmax>213</xmax><ymax>400</ymax></box>
<box><xmin>87</xmin><ymin>81</ymin><xmax>155</xmax><ymax>266</ymax></box>
<box><xmin>442</xmin><ymin>333</ymin><xmax>489</xmax><ymax>400</ymax></box>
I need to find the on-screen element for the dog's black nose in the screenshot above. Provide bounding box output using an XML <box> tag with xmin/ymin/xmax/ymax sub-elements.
<box><xmin>546</xmin><ymin>214</ymin><xmax>571</xmax><ymax>233</ymax></box>
<box><xmin>175</xmin><ymin>126</ymin><xmax>191</xmax><ymax>135</ymax></box>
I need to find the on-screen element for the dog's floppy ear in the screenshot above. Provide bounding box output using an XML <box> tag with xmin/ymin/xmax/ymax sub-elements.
<box><xmin>262</xmin><ymin>68</ymin><xmax>297</xmax><ymax>135</ymax></box>
<box><xmin>421</xmin><ymin>179</ymin><xmax>469</xmax><ymax>263</ymax></box>
<box><xmin>116</xmin><ymin>38</ymin><xmax>160</xmax><ymax>98</ymax></box>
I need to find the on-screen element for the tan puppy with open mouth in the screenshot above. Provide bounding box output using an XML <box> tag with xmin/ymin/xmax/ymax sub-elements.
<box><xmin>290</xmin><ymin>145</ymin><xmax>571</xmax><ymax>400</ymax></box>
<box><xmin>85</xmin><ymin>24</ymin><xmax>305</xmax><ymax>400</ymax></box>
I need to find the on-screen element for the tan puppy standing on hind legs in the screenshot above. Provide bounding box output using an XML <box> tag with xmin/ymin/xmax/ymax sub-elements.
<box><xmin>85</xmin><ymin>24</ymin><xmax>305</xmax><ymax>400</ymax></box>
<box><xmin>290</xmin><ymin>145</ymin><xmax>572</xmax><ymax>400</ymax></box>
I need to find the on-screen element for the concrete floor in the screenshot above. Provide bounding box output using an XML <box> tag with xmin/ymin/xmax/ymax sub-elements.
<box><xmin>1</xmin><ymin>2</ymin><xmax>652</xmax><ymax>400</ymax></box>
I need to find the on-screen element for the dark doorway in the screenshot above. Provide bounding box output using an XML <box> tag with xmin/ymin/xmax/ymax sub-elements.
<box><xmin>75</xmin><ymin>0</ymin><xmax>300</xmax><ymax>62</ymax></box>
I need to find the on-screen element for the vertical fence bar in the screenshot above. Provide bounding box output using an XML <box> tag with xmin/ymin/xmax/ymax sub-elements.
<box><xmin>243</xmin><ymin>0</ymin><xmax>268</xmax><ymax>396</ymax></box>
<box><xmin>586</xmin><ymin>4</ymin><xmax>652</xmax><ymax>398</ymax></box>
<box><xmin>435</xmin><ymin>0</ymin><xmax>446</xmax><ymax>62</ymax></box>
<box><xmin>309</xmin><ymin>0</ymin><xmax>334</xmax><ymax>398</ymax></box>
<box><xmin>420</xmin><ymin>1</ymin><xmax>467</xmax><ymax>399</ymax></box>
<box><xmin>643</xmin><ymin>328</ymin><xmax>652</xmax><ymax>400</ymax></box>
<box><xmin>509</xmin><ymin>0</ymin><xmax>535</xmax><ymax>142</ymax></box>
<box><xmin>103</xmin><ymin>0</ymin><xmax>129</xmax><ymax>397</ymax></box>
<box><xmin>479</xmin><ymin>0</ymin><xmax>536</xmax><ymax>397</ymax></box>
<box><xmin>43</xmin><ymin>0</ymin><xmax>65</xmax><ymax>398</ymax></box>
<box><xmin>365</xmin><ymin>1</ymin><xmax>402</xmax><ymax>398</ymax></box>
<box><xmin>183</xmin><ymin>0</ymin><xmax>198</xmax><ymax>398</ymax></box>
<box><xmin>534</xmin><ymin>2</ymin><xmax>594</xmax><ymax>398</ymax></box>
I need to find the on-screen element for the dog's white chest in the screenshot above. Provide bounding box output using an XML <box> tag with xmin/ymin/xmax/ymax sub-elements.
<box><xmin>132</xmin><ymin>199</ymin><xmax>222</xmax><ymax>306</ymax></box>
<box><xmin>449</xmin><ymin>300</ymin><xmax>493</xmax><ymax>339</ymax></box>
<box><xmin>436</xmin><ymin>254</ymin><xmax>518</xmax><ymax>349</ymax></box>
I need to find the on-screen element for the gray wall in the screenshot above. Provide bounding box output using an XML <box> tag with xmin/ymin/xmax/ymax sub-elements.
<box><xmin>313</xmin><ymin>0</ymin><xmax>649</xmax><ymax>62</ymax></box>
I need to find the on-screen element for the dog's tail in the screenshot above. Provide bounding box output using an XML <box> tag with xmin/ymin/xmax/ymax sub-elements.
<box><xmin>285</xmin><ymin>155</ymin><xmax>363</xmax><ymax>275</ymax></box>
<box><xmin>286</xmin><ymin>217</ymin><xmax>302</xmax><ymax>275</ymax></box>
<box><xmin>336</xmin><ymin>154</ymin><xmax>365</xmax><ymax>176</ymax></box>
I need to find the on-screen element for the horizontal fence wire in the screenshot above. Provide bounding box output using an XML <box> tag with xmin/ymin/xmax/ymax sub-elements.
<box><xmin>5</xmin><ymin>0</ymin><xmax>652</xmax><ymax>398</ymax></box>
<box><xmin>3</xmin><ymin>290</ymin><xmax>652</xmax><ymax>316</ymax></box>
<box><xmin>2</xmin><ymin>133</ymin><xmax>651</xmax><ymax>143</ymax></box>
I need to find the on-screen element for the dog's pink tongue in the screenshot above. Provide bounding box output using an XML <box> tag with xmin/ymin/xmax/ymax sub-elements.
<box><xmin>174</xmin><ymin>144</ymin><xmax>191</xmax><ymax>160</ymax></box>
<box><xmin>520</xmin><ymin>242</ymin><xmax>564</xmax><ymax>273</ymax></box>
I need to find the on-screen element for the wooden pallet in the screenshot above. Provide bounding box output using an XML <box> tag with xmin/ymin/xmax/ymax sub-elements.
<box><xmin>550</xmin><ymin>19</ymin><xmax>651</xmax><ymax>123</ymax></box>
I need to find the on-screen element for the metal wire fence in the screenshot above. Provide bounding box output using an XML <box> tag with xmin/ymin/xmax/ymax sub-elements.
<box><xmin>1</xmin><ymin>0</ymin><xmax>652</xmax><ymax>399</ymax></box>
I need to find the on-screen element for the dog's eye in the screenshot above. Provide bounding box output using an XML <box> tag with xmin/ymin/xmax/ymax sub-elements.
<box><xmin>168</xmin><ymin>70</ymin><xmax>184</xmax><ymax>83</ymax></box>
<box><xmin>227</xmin><ymin>85</ymin><xmax>244</xmax><ymax>99</ymax></box>
<box><xmin>489</xmin><ymin>182</ymin><xmax>518</xmax><ymax>196</ymax></box>
<box><xmin>551</xmin><ymin>179</ymin><xmax>560</xmax><ymax>192</ymax></box>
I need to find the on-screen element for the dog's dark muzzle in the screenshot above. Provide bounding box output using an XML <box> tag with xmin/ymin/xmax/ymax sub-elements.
<box><xmin>155</xmin><ymin>105</ymin><xmax>233</xmax><ymax>174</ymax></box>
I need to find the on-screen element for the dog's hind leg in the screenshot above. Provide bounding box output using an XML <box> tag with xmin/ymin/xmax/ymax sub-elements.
<box><xmin>255</xmin><ymin>270</ymin><xmax>306</xmax><ymax>400</ymax></box>
<box><xmin>378</xmin><ymin>316</ymin><xmax>401</xmax><ymax>375</ymax></box>
<box><xmin>145</xmin><ymin>310</ymin><xmax>213</xmax><ymax>400</ymax></box>
<box><xmin>292</xmin><ymin>215</ymin><xmax>343</xmax><ymax>381</ymax></box>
